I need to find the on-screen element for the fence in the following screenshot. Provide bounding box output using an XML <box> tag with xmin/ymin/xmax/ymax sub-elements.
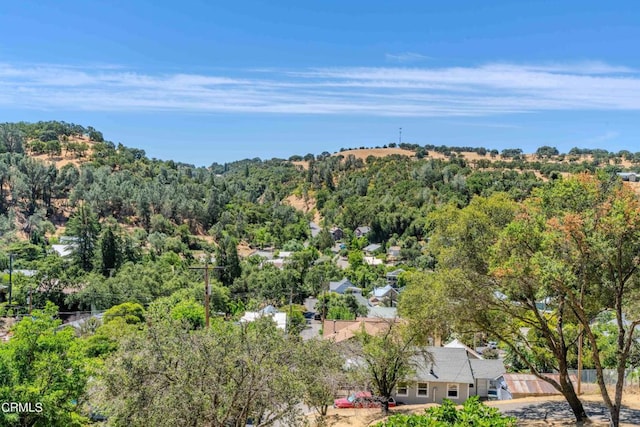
<box><xmin>568</xmin><ymin>368</ymin><xmax>640</xmax><ymax>389</ymax></box>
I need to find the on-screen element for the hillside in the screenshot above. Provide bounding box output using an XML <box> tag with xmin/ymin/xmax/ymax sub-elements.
<box><xmin>2</xmin><ymin>121</ymin><xmax>639</xmax><ymax>245</ymax></box>
<box><xmin>2</xmin><ymin>121</ymin><xmax>640</xmax><ymax>427</ymax></box>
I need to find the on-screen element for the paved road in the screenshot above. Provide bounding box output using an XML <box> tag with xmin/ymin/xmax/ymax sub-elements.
<box><xmin>300</xmin><ymin>297</ymin><xmax>322</xmax><ymax>341</ymax></box>
<box><xmin>300</xmin><ymin>320</ymin><xmax>322</xmax><ymax>340</ymax></box>
<box><xmin>490</xmin><ymin>398</ymin><xmax>640</xmax><ymax>424</ymax></box>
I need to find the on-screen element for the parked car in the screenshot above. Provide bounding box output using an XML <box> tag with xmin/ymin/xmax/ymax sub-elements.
<box><xmin>333</xmin><ymin>392</ymin><xmax>396</xmax><ymax>409</ymax></box>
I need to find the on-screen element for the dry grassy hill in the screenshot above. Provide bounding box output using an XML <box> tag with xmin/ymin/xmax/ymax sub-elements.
<box><xmin>28</xmin><ymin>135</ymin><xmax>96</xmax><ymax>168</ymax></box>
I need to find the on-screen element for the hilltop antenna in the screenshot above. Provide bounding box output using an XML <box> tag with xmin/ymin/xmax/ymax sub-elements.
<box><xmin>399</xmin><ymin>127</ymin><xmax>402</xmax><ymax>144</ymax></box>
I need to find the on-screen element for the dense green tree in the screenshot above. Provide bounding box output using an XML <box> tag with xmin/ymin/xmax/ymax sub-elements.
<box><xmin>0</xmin><ymin>123</ymin><xmax>24</xmax><ymax>153</ymax></box>
<box><xmin>349</xmin><ymin>321</ymin><xmax>427</xmax><ymax>414</ymax></box>
<box><xmin>535</xmin><ymin>145</ymin><xmax>560</xmax><ymax>158</ymax></box>
<box><xmin>100</xmin><ymin>315</ymin><xmax>307</xmax><ymax>427</ymax></box>
<box><xmin>98</xmin><ymin>219</ymin><xmax>123</xmax><ymax>277</ymax></box>
<box><xmin>103</xmin><ymin>302</ymin><xmax>146</xmax><ymax>324</ymax></box>
<box><xmin>490</xmin><ymin>173</ymin><xmax>640</xmax><ymax>427</ymax></box>
<box><xmin>299</xmin><ymin>338</ymin><xmax>346</xmax><ymax>418</ymax></box>
<box><xmin>215</xmin><ymin>234</ymin><xmax>241</xmax><ymax>287</ymax></box>
<box><xmin>66</xmin><ymin>203</ymin><xmax>100</xmax><ymax>272</ymax></box>
<box><xmin>0</xmin><ymin>303</ymin><xmax>92</xmax><ymax>426</ymax></box>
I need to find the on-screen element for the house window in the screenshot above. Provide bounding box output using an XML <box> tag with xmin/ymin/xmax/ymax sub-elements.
<box><xmin>396</xmin><ymin>382</ymin><xmax>408</xmax><ymax>397</ymax></box>
<box><xmin>417</xmin><ymin>382</ymin><xmax>429</xmax><ymax>397</ymax></box>
<box><xmin>447</xmin><ymin>384</ymin><xmax>459</xmax><ymax>399</ymax></box>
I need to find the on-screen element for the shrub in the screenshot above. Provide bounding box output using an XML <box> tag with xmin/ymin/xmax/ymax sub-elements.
<box><xmin>374</xmin><ymin>396</ymin><xmax>516</xmax><ymax>427</ymax></box>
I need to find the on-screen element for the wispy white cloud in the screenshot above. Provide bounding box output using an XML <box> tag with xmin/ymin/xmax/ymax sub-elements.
<box><xmin>585</xmin><ymin>131</ymin><xmax>620</xmax><ymax>144</ymax></box>
<box><xmin>2</xmin><ymin>61</ymin><xmax>640</xmax><ymax>116</ymax></box>
<box><xmin>385</xmin><ymin>52</ymin><xmax>431</xmax><ymax>63</ymax></box>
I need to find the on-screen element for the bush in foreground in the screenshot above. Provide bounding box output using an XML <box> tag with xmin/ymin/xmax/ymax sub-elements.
<box><xmin>374</xmin><ymin>396</ymin><xmax>517</xmax><ymax>427</ymax></box>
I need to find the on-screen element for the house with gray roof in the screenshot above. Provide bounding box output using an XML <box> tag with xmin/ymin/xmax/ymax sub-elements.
<box><xmin>386</xmin><ymin>268</ymin><xmax>405</xmax><ymax>287</ymax></box>
<box><xmin>363</xmin><ymin>243</ymin><xmax>382</xmax><ymax>255</ymax></box>
<box><xmin>387</xmin><ymin>245</ymin><xmax>401</xmax><ymax>260</ymax></box>
<box><xmin>52</xmin><ymin>244</ymin><xmax>75</xmax><ymax>258</ymax></box>
<box><xmin>470</xmin><ymin>359</ymin><xmax>506</xmax><ymax>399</ymax></box>
<box><xmin>329</xmin><ymin>227</ymin><xmax>344</xmax><ymax>241</ymax></box>
<box><xmin>367</xmin><ymin>306</ymin><xmax>398</xmax><ymax>319</ymax></box>
<box><xmin>329</xmin><ymin>278</ymin><xmax>369</xmax><ymax>308</ymax></box>
<box><xmin>618</xmin><ymin>172</ymin><xmax>638</xmax><ymax>182</ymax></box>
<box><xmin>329</xmin><ymin>278</ymin><xmax>358</xmax><ymax>294</ymax></box>
<box><xmin>354</xmin><ymin>226</ymin><xmax>371</xmax><ymax>237</ymax></box>
<box><xmin>393</xmin><ymin>346</ymin><xmax>505</xmax><ymax>404</ymax></box>
<box><xmin>369</xmin><ymin>285</ymin><xmax>399</xmax><ymax>306</ymax></box>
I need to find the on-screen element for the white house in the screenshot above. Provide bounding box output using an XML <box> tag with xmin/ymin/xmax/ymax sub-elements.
<box><xmin>240</xmin><ymin>305</ymin><xmax>287</xmax><ymax>330</ymax></box>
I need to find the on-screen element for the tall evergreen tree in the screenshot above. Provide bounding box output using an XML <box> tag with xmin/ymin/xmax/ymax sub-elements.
<box><xmin>215</xmin><ymin>234</ymin><xmax>241</xmax><ymax>287</ymax></box>
<box><xmin>99</xmin><ymin>220</ymin><xmax>122</xmax><ymax>277</ymax></box>
<box><xmin>66</xmin><ymin>203</ymin><xmax>100</xmax><ymax>272</ymax></box>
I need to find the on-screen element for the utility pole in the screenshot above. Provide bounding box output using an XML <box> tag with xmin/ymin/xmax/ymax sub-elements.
<box><xmin>204</xmin><ymin>262</ymin><xmax>210</xmax><ymax>328</ymax></box>
<box><xmin>190</xmin><ymin>261</ymin><xmax>224</xmax><ymax>328</ymax></box>
<box><xmin>399</xmin><ymin>127</ymin><xmax>402</xmax><ymax>144</ymax></box>
<box><xmin>8</xmin><ymin>253</ymin><xmax>14</xmax><ymax>307</ymax></box>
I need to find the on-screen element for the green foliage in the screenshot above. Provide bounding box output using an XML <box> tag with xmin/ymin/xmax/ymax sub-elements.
<box><xmin>316</xmin><ymin>292</ymin><xmax>367</xmax><ymax>320</ymax></box>
<box><xmin>353</xmin><ymin>321</ymin><xmax>425</xmax><ymax>414</ymax></box>
<box><xmin>0</xmin><ymin>302</ymin><xmax>92</xmax><ymax>426</ymax></box>
<box><xmin>375</xmin><ymin>397</ymin><xmax>516</xmax><ymax>427</ymax></box>
<box><xmin>299</xmin><ymin>338</ymin><xmax>345</xmax><ymax>417</ymax></box>
<box><xmin>99</xmin><ymin>314</ymin><xmax>309</xmax><ymax>426</ymax></box>
<box><xmin>66</xmin><ymin>203</ymin><xmax>100</xmax><ymax>271</ymax></box>
<box><xmin>170</xmin><ymin>299</ymin><xmax>206</xmax><ymax>329</ymax></box>
<box><xmin>103</xmin><ymin>302</ymin><xmax>146</xmax><ymax>325</ymax></box>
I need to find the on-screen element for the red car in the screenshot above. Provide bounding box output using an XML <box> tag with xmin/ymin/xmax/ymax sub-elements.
<box><xmin>333</xmin><ymin>392</ymin><xmax>397</xmax><ymax>409</ymax></box>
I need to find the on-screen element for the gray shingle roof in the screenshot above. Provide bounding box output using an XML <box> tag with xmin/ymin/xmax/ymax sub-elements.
<box><xmin>469</xmin><ymin>359</ymin><xmax>506</xmax><ymax>380</ymax></box>
<box><xmin>329</xmin><ymin>278</ymin><xmax>355</xmax><ymax>294</ymax></box>
<box><xmin>412</xmin><ymin>347</ymin><xmax>475</xmax><ymax>384</ymax></box>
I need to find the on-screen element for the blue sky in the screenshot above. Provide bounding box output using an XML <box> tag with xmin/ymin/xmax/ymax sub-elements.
<box><xmin>2</xmin><ymin>0</ymin><xmax>640</xmax><ymax>165</ymax></box>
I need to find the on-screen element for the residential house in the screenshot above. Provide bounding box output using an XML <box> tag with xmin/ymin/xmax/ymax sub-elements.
<box><xmin>366</xmin><ymin>306</ymin><xmax>398</xmax><ymax>319</ymax></box>
<box><xmin>393</xmin><ymin>346</ymin><xmax>506</xmax><ymax>404</ymax></box>
<box><xmin>59</xmin><ymin>236</ymin><xmax>79</xmax><ymax>244</ymax></box>
<box><xmin>618</xmin><ymin>172</ymin><xmax>638</xmax><ymax>182</ymax></box>
<box><xmin>64</xmin><ymin>312</ymin><xmax>105</xmax><ymax>330</ymax></box>
<box><xmin>443</xmin><ymin>338</ymin><xmax>507</xmax><ymax>400</ymax></box>
<box><xmin>354</xmin><ymin>226</ymin><xmax>371</xmax><ymax>237</ymax></box>
<box><xmin>444</xmin><ymin>338</ymin><xmax>483</xmax><ymax>359</ymax></box>
<box><xmin>52</xmin><ymin>244</ymin><xmax>74</xmax><ymax>258</ymax></box>
<box><xmin>386</xmin><ymin>268</ymin><xmax>405</xmax><ymax>287</ymax></box>
<box><xmin>387</xmin><ymin>245</ymin><xmax>401</xmax><ymax>260</ymax></box>
<box><xmin>240</xmin><ymin>305</ymin><xmax>287</xmax><ymax>330</ymax></box>
<box><xmin>262</xmin><ymin>251</ymin><xmax>293</xmax><ymax>270</ymax></box>
<box><xmin>329</xmin><ymin>278</ymin><xmax>358</xmax><ymax>294</ymax></box>
<box><xmin>330</xmin><ymin>227</ymin><xmax>344</xmax><ymax>241</ymax></box>
<box><xmin>328</xmin><ymin>278</ymin><xmax>369</xmax><ymax>307</ymax></box>
<box><xmin>363</xmin><ymin>256</ymin><xmax>383</xmax><ymax>266</ymax></box>
<box><xmin>369</xmin><ymin>285</ymin><xmax>399</xmax><ymax>307</ymax></box>
<box><xmin>322</xmin><ymin>317</ymin><xmax>402</xmax><ymax>342</ymax></box>
<box><xmin>469</xmin><ymin>359</ymin><xmax>506</xmax><ymax>400</ymax></box>
<box><xmin>264</xmin><ymin>258</ymin><xmax>285</xmax><ymax>269</ymax></box>
<box><xmin>363</xmin><ymin>243</ymin><xmax>382</xmax><ymax>255</ymax></box>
